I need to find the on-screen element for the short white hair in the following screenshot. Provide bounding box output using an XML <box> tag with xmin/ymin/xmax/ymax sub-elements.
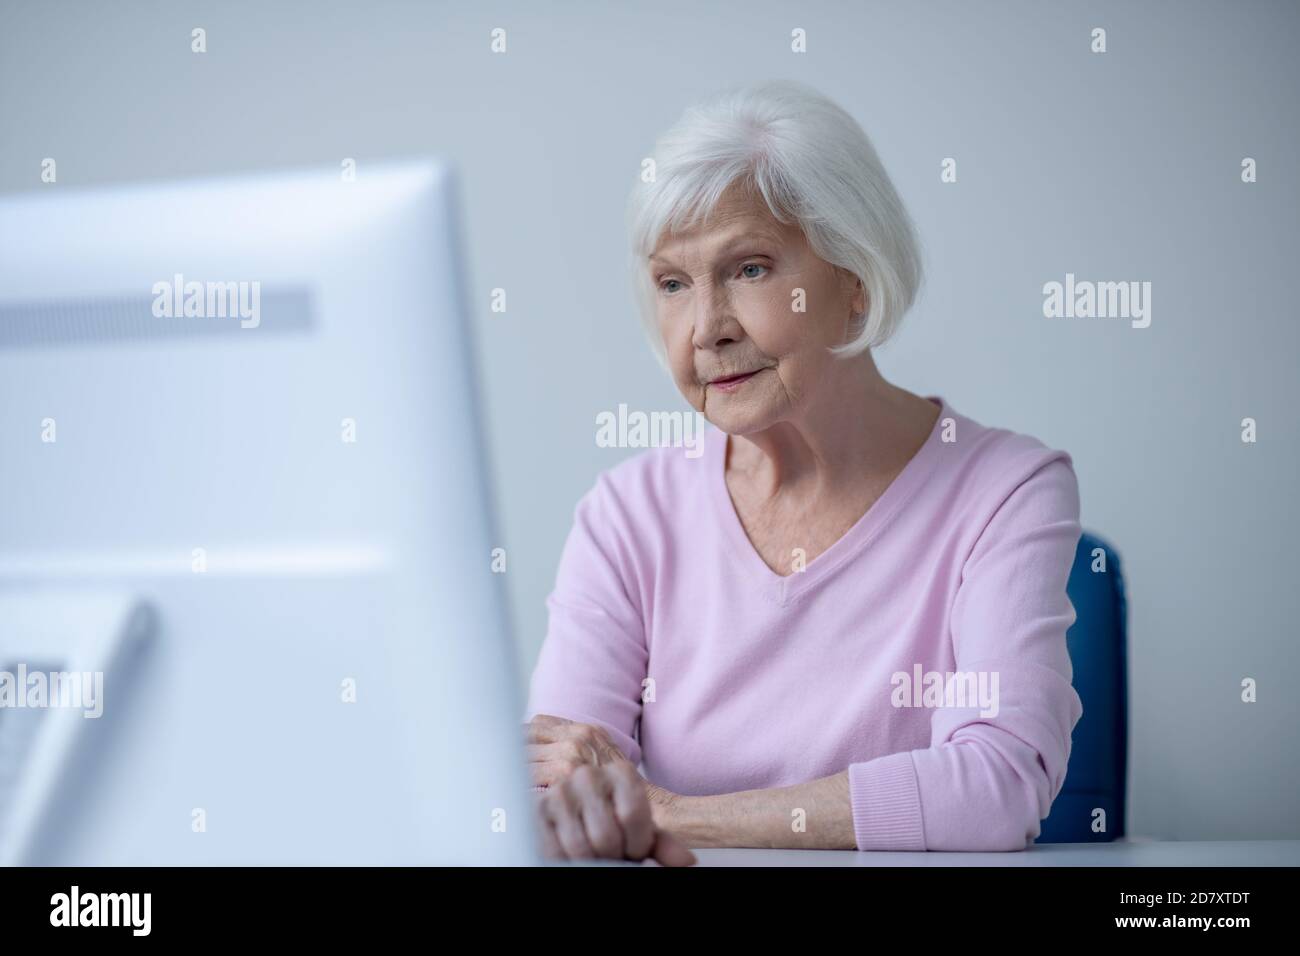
<box><xmin>625</xmin><ymin>79</ymin><xmax>925</xmax><ymax>366</ymax></box>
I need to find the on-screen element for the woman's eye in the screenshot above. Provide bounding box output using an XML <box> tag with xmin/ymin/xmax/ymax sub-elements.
<box><xmin>740</xmin><ymin>263</ymin><xmax>767</xmax><ymax>279</ymax></box>
<box><xmin>659</xmin><ymin>278</ymin><xmax>682</xmax><ymax>294</ymax></box>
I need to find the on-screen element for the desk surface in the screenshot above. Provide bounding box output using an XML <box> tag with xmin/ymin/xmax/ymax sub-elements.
<box><xmin>691</xmin><ymin>839</ymin><xmax>1300</xmax><ymax>867</ymax></box>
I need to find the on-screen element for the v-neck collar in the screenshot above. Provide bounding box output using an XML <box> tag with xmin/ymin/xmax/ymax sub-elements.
<box><xmin>707</xmin><ymin>395</ymin><xmax>949</xmax><ymax>606</ymax></box>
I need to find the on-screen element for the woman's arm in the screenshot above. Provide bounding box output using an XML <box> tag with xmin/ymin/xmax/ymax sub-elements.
<box><xmin>524</xmin><ymin>475</ymin><xmax>649</xmax><ymax>768</ymax></box>
<box><xmin>650</xmin><ymin>771</ymin><xmax>856</xmax><ymax>849</ymax></box>
<box><xmin>657</xmin><ymin>455</ymin><xmax>1084</xmax><ymax>854</ymax></box>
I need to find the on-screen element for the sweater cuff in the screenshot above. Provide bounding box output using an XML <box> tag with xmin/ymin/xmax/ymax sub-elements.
<box><xmin>848</xmin><ymin>751</ymin><xmax>926</xmax><ymax>851</ymax></box>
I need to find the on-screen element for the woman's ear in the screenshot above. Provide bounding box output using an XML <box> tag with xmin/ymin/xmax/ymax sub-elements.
<box><xmin>837</xmin><ymin>271</ymin><xmax>868</xmax><ymax>343</ymax></box>
<box><xmin>836</xmin><ymin>268</ymin><xmax>867</xmax><ymax>320</ymax></box>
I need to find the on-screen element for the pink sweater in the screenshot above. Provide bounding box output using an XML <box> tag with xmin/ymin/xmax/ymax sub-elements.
<box><xmin>525</xmin><ymin>394</ymin><xmax>1084</xmax><ymax>851</ymax></box>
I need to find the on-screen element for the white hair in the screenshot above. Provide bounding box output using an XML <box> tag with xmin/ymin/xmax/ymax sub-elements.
<box><xmin>625</xmin><ymin>79</ymin><xmax>925</xmax><ymax>366</ymax></box>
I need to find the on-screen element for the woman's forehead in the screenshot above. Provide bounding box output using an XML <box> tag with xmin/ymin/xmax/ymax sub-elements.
<box><xmin>651</xmin><ymin>206</ymin><xmax>796</xmax><ymax>261</ymax></box>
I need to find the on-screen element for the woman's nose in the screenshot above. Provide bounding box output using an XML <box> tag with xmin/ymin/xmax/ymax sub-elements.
<box><xmin>691</xmin><ymin>288</ymin><xmax>741</xmax><ymax>350</ymax></box>
<box><xmin>692</xmin><ymin>320</ymin><xmax>739</xmax><ymax>351</ymax></box>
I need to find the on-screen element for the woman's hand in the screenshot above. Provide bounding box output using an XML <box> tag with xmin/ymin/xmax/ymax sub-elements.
<box><xmin>534</xmin><ymin>761</ymin><xmax>696</xmax><ymax>866</ymax></box>
<box><xmin>525</xmin><ymin>714</ymin><xmax>630</xmax><ymax>786</ymax></box>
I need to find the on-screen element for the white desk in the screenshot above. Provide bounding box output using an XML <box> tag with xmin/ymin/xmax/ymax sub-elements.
<box><xmin>691</xmin><ymin>839</ymin><xmax>1300</xmax><ymax>866</ymax></box>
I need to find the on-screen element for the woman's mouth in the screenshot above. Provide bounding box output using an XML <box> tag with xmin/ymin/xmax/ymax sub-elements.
<box><xmin>708</xmin><ymin>369</ymin><xmax>764</xmax><ymax>392</ymax></box>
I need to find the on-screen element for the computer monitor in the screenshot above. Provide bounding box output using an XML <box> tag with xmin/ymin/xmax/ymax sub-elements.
<box><xmin>0</xmin><ymin>160</ymin><xmax>540</xmax><ymax>864</ymax></box>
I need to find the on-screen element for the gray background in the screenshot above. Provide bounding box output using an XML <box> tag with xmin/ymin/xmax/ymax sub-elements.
<box><xmin>2</xmin><ymin>0</ymin><xmax>1296</xmax><ymax>840</ymax></box>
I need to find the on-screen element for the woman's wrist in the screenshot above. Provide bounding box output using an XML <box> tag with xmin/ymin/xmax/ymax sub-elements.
<box><xmin>645</xmin><ymin>784</ymin><xmax>714</xmax><ymax>843</ymax></box>
<box><xmin>645</xmin><ymin>783</ymin><xmax>678</xmax><ymax>827</ymax></box>
<box><xmin>647</xmin><ymin>787</ymin><xmax>729</xmax><ymax>848</ymax></box>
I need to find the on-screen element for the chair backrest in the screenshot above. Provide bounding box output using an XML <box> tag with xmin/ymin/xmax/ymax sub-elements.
<box><xmin>1036</xmin><ymin>531</ymin><xmax>1129</xmax><ymax>843</ymax></box>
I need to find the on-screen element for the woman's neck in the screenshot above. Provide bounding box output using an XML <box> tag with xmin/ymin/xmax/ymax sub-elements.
<box><xmin>726</xmin><ymin>352</ymin><xmax>939</xmax><ymax>500</ymax></box>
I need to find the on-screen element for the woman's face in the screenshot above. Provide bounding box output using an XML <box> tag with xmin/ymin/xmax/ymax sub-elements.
<box><xmin>648</xmin><ymin>184</ymin><xmax>864</xmax><ymax>435</ymax></box>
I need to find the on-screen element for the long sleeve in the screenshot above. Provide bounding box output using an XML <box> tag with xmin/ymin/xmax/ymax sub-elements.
<box><xmin>847</xmin><ymin>454</ymin><xmax>1085</xmax><ymax>851</ymax></box>
<box><xmin>523</xmin><ymin>475</ymin><xmax>648</xmax><ymax>765</ymax></box>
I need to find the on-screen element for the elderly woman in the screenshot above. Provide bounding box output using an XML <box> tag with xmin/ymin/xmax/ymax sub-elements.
<box><xmin>524</xmin><ymin>79</ymin><xmax>1082</xmax><ymax>865</ymax></box>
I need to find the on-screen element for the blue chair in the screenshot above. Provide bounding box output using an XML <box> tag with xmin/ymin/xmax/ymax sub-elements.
<box><xmin>1036</xmin><ymin>531</ymin><xmax>1129</xmax><ymax>843</ymax></box>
